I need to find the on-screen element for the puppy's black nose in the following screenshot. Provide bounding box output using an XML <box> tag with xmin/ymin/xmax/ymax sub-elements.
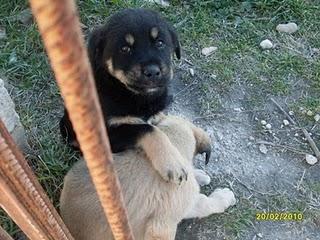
<box><xmin>143</xmin><ymin>65</ymin><xmax>161</xmax><ymax>79</ymax></box>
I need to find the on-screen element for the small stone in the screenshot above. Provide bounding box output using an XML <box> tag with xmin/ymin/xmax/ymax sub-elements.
<box><xmin>276</xmin><ymin>22</ymin><xmax>298</xmax><ymax>34</ymax></box>
<box><xmin>294</xmin><ymin>133</ymin><xmax>299</xmax><ymax>137</ymax></box>
<box><xmin>0</xmin><ymin>78</ymin><xmax>29</xmax><ymax>152</ymax></box>
<box><xmin>0</xmin><ymin>27</ymin><xmax>6</xmax><ymax>40</ymax></box>
<box><xmin>249</xmin><ymin>136</ymin><xmax>255</xmax><ymax>141</ymax></box>
<box><xmin>254</xmin><ymin>117</ymin><xmax>259</xmax><ymax>121</ymax></box>
<box><xmin>18</xmin><ymin>9</ymin><xmax>33</xmax><ymax>25</ymax></box>
<box><xmin>201</xmin><ymin>46</ymin><xmax>218</xmax><ymax>56</ymax></box>
<box><xmin>314</xmin><ymin>114</ymin><xmax>320</xmax><ymax>122</ymax></box>
<box><xmin>283</xmin><ymin>119</ymin><xmax>290</xmax><ymax>126</ymax></box>
<box><xmin>257</xmin><ymin>233</ymin><xmax>263</xmax><ymax>238</ymax></box>
<box><xmin>305</xmin><ymin>154</ymin><xmax>318</xmax><ymax>165</ymax></box>
<box><xmin>146</xmin><ymin>0</ymin><xmax>170</xmax><ymax>6</ymax></box>
<box><xmin>307</xmin><ymin>110</ymin><xmax>314</xmax><ymax>116</ymax></box>
<box><xmin>234</xmin><ymin>107</ymin><xmax>242</xmax><ymax>112</ymax></box>
<box><xmin>266</xmin><ymin>123</ymin><xmax>272</xmax><ymax>129</ymax></box>
<box><xmin>259</xmin><ymin>144</ymin><xmax>268</xmax><ymax>154</ymax></box>
<box><xmin>289</xmin><ymin>111</ymin><xmax>294</xmax><ymax>116</ymax></box>
<box><xmin>189</xmin><ymin>68</ymin><xmax>195</xmax><ymax>76</ymax></box>
<box><xmin>261</xmin><ymin>120</ymin><xmax>267</xmax><ymax>125</ymax></box>
<box><xmin>210</xmin><ymin>74</ymin><xmax>217</xmax><ymax>79</ymax></box>
<box><xmin>260</xmin><ymin>39</ymin><xmax>273</xmax><ymax>49</ymax></box>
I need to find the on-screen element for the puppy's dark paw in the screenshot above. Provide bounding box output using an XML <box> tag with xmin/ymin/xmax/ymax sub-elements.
<box><xmin>193</xmin><ymin>127</ymin><xmax>212</xmax><ymax>164</ymax></box>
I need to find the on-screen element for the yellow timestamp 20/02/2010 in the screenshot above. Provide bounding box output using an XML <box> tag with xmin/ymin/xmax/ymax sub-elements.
<box><xmin>256</xmin><ymin>212</ymin><xmax>303</xmax><ymax>221</ymax></box>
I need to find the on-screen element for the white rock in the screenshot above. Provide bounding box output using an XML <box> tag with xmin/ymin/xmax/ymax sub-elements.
<box><xmin>201</xmin><ymin>46</ymin><xmax>217</xmax><ymax>56</ymax></box>
<box><xmin>259</xmin><ymin>144</ymin><xmax>268</xmax><ymax>154</ymax></box>
<box><xmin>294</xmin><ymin>133</ymin><xmax>299</xmax><ymax>137</ymax></box>
<box><xmin>249</xmin><ymin>136</ymin><xmax>255</xmax><ymax>141</ymax></box>
<box><xmin>18</xmin><ymin>9</ymin><xmax>33</xmax><ymax>25</ymax></box>
<box><xmin>0</xmin><ymin>27</ymin><xmax>6</xmax><ymax>40</ymax></box>
<box><xmin>261</xmin><ymin>120</ymin><xmax>267</xmax><ymax>125</ymax></box>
<box><xmin>307</xmin><ymin>110</ymin><xmax>314</xmax><ymax>116</ymax></box>
<box><xmin>276</xmin><ymin>22</ymin><xmax>298</xmax><ymax>34</ymax></box>
<box><xmin>260</xmin><ymin>39</ymin><xmax>273</xmax><ymax>49</ymax></box>
<box><xmin>0</xmin><ymin>78</ymin><xmax>28</xmax><ymax>152</ymax></box>
<box><xmin>257</xmin><ymin>233</ymin><xmax>263</xmax><ymax>238</ymax></box>
<box><xmin>189</xmin><ymin>68</ymin><xmax>195</xmax><ymax>76</ymax></box>
<box><xmin>314</xmin><ymin>114</ymin><xmax>320</xmax><ymax>122</ymax></box>
<box><xmin>305</xmin><ymin>154</ymin><xmax>318</xmax><ymax>165</ymax></box>
<box><xmin>146</xmin><ymin>0</ymin><xmax>169</xmax><ymax>7</ymax></box>
<box><xmin>234</xmin><ymin>107</ymin><xmax>242</xmax><ymax>112</ymax></box>
<box><xmin>266</xmin><ymin>123</ymin><xmax>272</xmax><ymax>129</ymax></box>
<box><xmin>288</xmin><ymin>111</ymin><xmax>294</xmax><ymax>116</ymax></box>
<box><xmin>283</xmin><ymin>119</ymin><xmax>290</xmax><ymax>126</ymax></box>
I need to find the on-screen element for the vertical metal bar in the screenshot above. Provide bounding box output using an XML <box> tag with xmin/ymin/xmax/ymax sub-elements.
<box><xmin>28</xmin><ymin>1</ymin><xmax>134</xmax><ymax>240</ymax></box>
<box><xmin>0</xmin><ymin>225</ymin><xmax>14</xmax><ymax>240</ymax></box>
<box><xmin>0</xmin><ymin>119</ymin><xmax>74</xmax><ymax>240</ymax></box>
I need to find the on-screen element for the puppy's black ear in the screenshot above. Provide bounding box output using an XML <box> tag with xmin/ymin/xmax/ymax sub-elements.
<box><xmin>168</xmin><ymin>25</ymin><xmax>181</xmax><ymax>59</ymax></box>
<box><xmin>88</xmin><ymin>26</ymin><xmax>106</xmax><ymax>71</ymax></box>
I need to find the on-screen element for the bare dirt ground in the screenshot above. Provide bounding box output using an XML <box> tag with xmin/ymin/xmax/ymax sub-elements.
<box><xmin>170</xmin><ymin>69</ymin><xmax>320</xmax><ymax>239</ymax></box>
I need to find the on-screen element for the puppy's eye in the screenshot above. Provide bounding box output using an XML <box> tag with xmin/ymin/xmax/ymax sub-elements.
<box><xmin>121</xmin><ymin>46</ymin><xmax>131</xmax><ymax>53</ymax></box>
<box><xmin>155</xmin><ymin>40</ymin><xmax>165</xmax><ymax>49</ymax></box>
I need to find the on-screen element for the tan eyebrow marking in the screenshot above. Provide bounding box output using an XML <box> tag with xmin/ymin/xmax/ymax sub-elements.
<box><xmin>150</xmin><ymin>27</ymin><xmax>159</xmax><ymax>39</ymax></box>
<box><xmin>125</xmin><ymin>34</ymin><xmax>135</xmax><ymax>46</ymax></box>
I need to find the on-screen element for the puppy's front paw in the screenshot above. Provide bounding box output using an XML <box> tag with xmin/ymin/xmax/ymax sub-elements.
<box><xmin>194</xmin><ymin>169</ymin><xmax>211</xmax><ymax>186</ymax></box>
<box><xmin>209</xmin><ymin>188</ymin><xmax>236</xmax><ymax>212</ymax></box>
<box><xmin>153</xmin><ymin>149</ymin><xmax>189</xmax><ymax>185</ymax></box>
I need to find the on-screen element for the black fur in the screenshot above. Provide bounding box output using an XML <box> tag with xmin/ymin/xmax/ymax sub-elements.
<box><xmin>60</xmin><ymin>8</ymin><xmax>180</xmax><ymax>153</ymax></box>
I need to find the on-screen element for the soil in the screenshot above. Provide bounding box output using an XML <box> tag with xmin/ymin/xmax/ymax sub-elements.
<box><xmin>170</xmin><ymin>69</ymin><xmax>320</xmax><ymax>240</ymax></box>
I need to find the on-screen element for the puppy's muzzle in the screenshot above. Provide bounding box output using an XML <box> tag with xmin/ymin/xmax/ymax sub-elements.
<box><xmin>143</xmin><ymin>64</ymin><xmax>161</xmax><ymax>80</ymax></box>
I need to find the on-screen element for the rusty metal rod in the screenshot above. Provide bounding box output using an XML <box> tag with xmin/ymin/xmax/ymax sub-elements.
<box><xmin>0</xmin><ymin>119</ymin><xmax>74</xmax><ymax>240</ymax></box>
<box><xmin>0</xmin><ymin>225</ymin><xmax>14</xmax><ymax>240</ymax></box>
<box><xmin>28</xmin><ymin>1</ymin><xmax>134</xmax><ymax>240</ymax></box>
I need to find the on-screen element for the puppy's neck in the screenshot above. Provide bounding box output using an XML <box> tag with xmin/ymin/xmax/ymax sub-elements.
<box><xmin>96</xmin><ymin>73</ymin><xmax>172</xmax><ymax>118</ymax></box>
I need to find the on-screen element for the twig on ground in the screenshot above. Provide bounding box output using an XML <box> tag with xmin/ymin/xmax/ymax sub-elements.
<box><xmin>173</xmin><ymin>80</ymin><xmax>198</xmax><ymax>97</ymax></box>
<box><xmin>296</xmin><ymin>169</ymin><xmax>306</xmax><ymax>191</ymax></box>
<box><xmin>301</xmin><ymin>128</ymin><xmax>320</xmax><ymax>159</ymax></box>
<box><xmin>270</xmin><ymin>98</ymin><xmax>297</xmax><ymax>125</ymax></box>
<box><xmin>233</xmin><ymin>175</ymin><xmax>279</xmax><ymax>196</ymax></box>
<box><xmin>270</xmin><ymin>98</ymin><xmax>320</xmax><ymax>160</ymax></box>
<box><xmin>256</xmin><ymin>140</ymin><xmax>310</xmax><ymax>155</ymax></box>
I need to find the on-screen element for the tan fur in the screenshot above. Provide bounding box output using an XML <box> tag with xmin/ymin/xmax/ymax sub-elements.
<box><xmin>150</xmin><ymin>27</ymin><xmax>159</xmax><ymax>39</ymax></box>
<box><xmin>60</xmin><ymin>115</ymin><xmax>236</xmax><ymax>240</ymax></box>
<box><xmin>125</xmin><ymin>34</ymin><xmax>135</xmax><ymax>46</ymax></box>
<box><xmin>106</xmin><ymin>58</ymin><xmax>137</xmax><ymax>92</ymax></box>
<box><xmin>108</xmin><ymin>116</ymin><xmax>146</xmax><ymax>126</ymax></box>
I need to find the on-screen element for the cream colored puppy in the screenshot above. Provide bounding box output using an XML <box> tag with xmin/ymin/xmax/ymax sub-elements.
<box><xmin>60</xmin><ymin>115</ymin><xmax>236</xmax><ymax>240</ymax></box>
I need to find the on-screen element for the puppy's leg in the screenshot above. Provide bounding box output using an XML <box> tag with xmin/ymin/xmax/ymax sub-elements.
<box><xmin>190</xmin><ymin>125</ymin><xmax>212</xmax><ymax>164</ymax></box>
<box><xmin>193</xmin><ymin>169</ymin><xmax>211</xmax><ymax>186</ymax></box>
<box><xmin>108</xmin><ymin>124</ymin><xmax>188</xmax><ymax>184</ymax></box>
<box><xmin>184</xmin><ymin>188</ymin><xmax>236</xmax><ymax>219</ymax></box>
<box><xmin>144</xmin><ymin>219</ymin><xmax>177</xmax><ymax>240</ymax></box>
<box><xmin>59</xmin><ymin>109</ymin><xmax>80</xmax><ymax>151</ymax></box>
<box><xmin>157</xmin><ymin>115</ymin><xmax>212</xmax><ymax>163</ymax></box>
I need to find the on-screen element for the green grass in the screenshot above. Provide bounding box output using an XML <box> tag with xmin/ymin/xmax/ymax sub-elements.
<box><xmin>0</xmin><ymin>0</ymin><xmax>319</xmax><ymax>238</ymax></box>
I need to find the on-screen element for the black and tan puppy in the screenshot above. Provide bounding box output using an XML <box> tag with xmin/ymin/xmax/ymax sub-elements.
<box><xmin>60</xmin><ymin>9</ymin><xmax>209</xmax><ymax>184</ymax></box>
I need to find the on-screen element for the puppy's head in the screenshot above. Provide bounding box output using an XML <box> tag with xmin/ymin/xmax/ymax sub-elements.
<box><xmin>88</xmin><ymin>8</ymin><xmax>180</xmax><ymax>95</ymax></box>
